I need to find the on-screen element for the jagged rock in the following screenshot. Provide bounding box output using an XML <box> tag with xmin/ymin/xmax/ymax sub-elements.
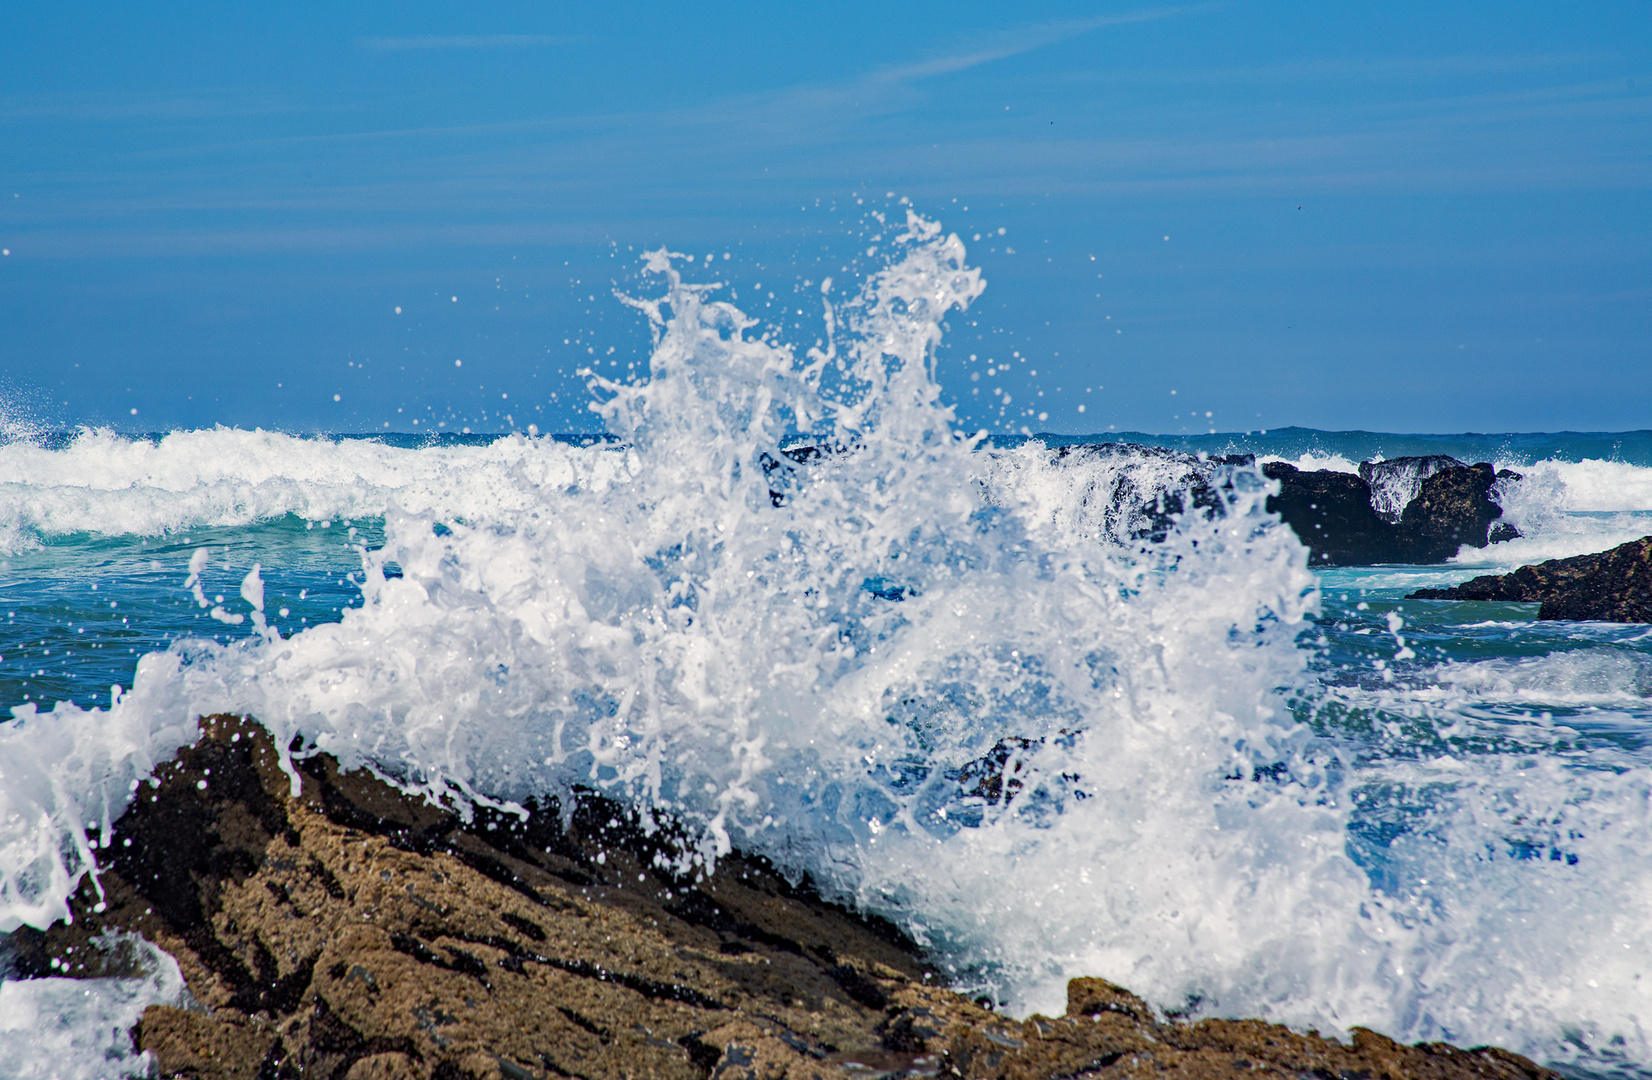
<box><xmin>1360</xmin><ymin>456</ymin><xmax>1466</xmax><ymax>523</ymax></box>
<box><xmin>1265</xmin><ymin>460</ymin><xmax>1508</xmax><ymax>565</ymax></box>
<box><xmin>1398</xmin><ymin>462</ymin><xmax>1504</xmax><ymax>561</ymax></box>
<box><xmin>1262</xmin><ymin>462</ymin><xmax>1397</xmax><ymax>565</ymax></box>
<box><xmin>1408</xmin><ymin>534</ymin><xmax>1652</xmax><ymax>622</ymax></box>
<box><xmin>13</xmin><ymin>717</ymin><xmax>1560</xmax><ymax>1079</ymax></box>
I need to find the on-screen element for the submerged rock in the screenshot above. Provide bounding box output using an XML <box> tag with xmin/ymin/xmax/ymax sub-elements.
<box><xmin>1407</xmin><ymin>534</ymin><xmax>1652</xmax><ymax>622</ymax></box>
<box><xmin>11</xmin><ymin>717</ymin><xmax>1559</xmax><ymax>1079</ymax></box>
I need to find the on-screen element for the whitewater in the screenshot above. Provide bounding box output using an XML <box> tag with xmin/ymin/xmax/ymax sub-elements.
<box><xmin>1</xmin><ymin>214</ymin><xmax>1651</xmax><ymax>1078</ymax></box>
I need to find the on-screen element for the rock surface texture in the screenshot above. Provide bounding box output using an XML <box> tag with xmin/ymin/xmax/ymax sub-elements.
<box><xmin>1265</xmin><ymin>458</ymin><xmax>1511</xmax><ymax>565</ymax></box>
<box><xmin>11</xmin><ymin>716</ymin><xmax>1560</xmax><ymax>1080</ymax></box>
<box><xmin>1408</xmin><ymin>534</ymin><xmax>1652</xmax><ymax>622</ymax></box>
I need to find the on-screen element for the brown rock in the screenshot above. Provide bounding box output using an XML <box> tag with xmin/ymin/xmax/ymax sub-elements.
<box><xmin>1398</xmin><ymin>462</ymin><xmax>1505</xmax><ymax>562</ymax></box>
<box><xmin>16</xmin><ymin>716</ymin><xmax>1562</xmax><ymax>1080</ymax></box>
<box><xmin>1408</xmin><ymin>534</ymin><xmax>1652</xmax><ymax>622</ymax></box>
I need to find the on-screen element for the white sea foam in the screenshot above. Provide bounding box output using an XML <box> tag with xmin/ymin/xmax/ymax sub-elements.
<box><xmin>1</xmin><ymin>217</ymin><xmax>1650</xmax><ymax>1074</ymax></box>
<box><xmin>1259</xmin><ymin>452</ymin><xmax>1362</xmax><ymax>475</ymax></box>
<box><xmin>0</xmin><ymin>427</ymin><xmax>626</xmax><ymax>556</ymax></box>
<box><xmin>0</xmin><ymin>933</ymin><xmax>186</xmax><ymax>1079</ymax></box>
<box><xmin>1474</xmin><ymin>459</ymin><xmax>1652</xmax><ymax>565</ymax></box>
<box><xmin>1432</xmin><ymin>647</ymin><xmax>1652</xmax><ymax>707</ymax></box>
<box><xmin>978</xmin><ymin>441</ymin><xmax>1229</xmax><ymax>546</ymax></box>
<box><xmin>1512</xmin><ymin>458</ymin><xmax>1652</xmax><ymax>514</ymax></box>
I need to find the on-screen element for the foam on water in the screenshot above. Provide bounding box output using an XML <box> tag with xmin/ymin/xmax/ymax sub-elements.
<box><xmin>1260</xmin><ymin>452</ymin><xmax>1364</xmax><ymax>475</ymax></box>
<box><xmin>1475</xmin><ymin>462</ymin><xmax>1652</xmax><ymax>566</ymax></box>
<box><xmin>0</xmin><ymin>933</ymin><xmax>185</xmax><ymax>1079</ymax></box>
<box><xmin>0</xmin><ymin>427</ymin><xmax>626</xmax><ymax>556</ymax></box>
<box><xmin>1</xmin><ymin>215</ymin><xmax>1651</xmax><ymax>1076</ymax></box>
<box><xmin>1432</xmin><ymin>647</ymin><xmax>1652</xmax><ymax>709</ymax></box>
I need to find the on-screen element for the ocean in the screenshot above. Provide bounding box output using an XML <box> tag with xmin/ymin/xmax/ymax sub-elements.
<box><xmin>2</xmin><ymin>220</ymin><xmax>1651</xmax><ymax>1078</ymax></box>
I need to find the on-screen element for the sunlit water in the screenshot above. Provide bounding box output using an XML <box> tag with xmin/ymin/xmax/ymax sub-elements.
<box><xmin>1</xmin><ymin>217</ymin><xmax>1650</xmax><ymax>1078</ymax></box>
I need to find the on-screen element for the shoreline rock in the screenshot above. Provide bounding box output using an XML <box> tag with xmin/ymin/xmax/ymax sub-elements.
<box><xmin>7</xmin><ymin>716</ymin><xmax>1558</xmax><ymax>1079</ymax></box>
<box><xmin>1407</xmin><ymin>534</ymin><xmax>1652</xmax><ymax>622</ymax></box>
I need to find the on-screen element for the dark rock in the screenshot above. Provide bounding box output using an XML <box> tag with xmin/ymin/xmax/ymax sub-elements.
<box><xmin>1265</xmin><ymin>460</ymin><xmax>1509</xmax><ymax>565</ymax></box>
<box><xmin>1262</xmin><ymin>462</ymin><xmax>1399</xmax><ymax>565</ymax></box>
<box><xmin>1399</xmin><ymin>462</ymin><xmax>1504</xmax><ymax>561</ymax></box>
<box><xmin>1407</xmin><ymin>534</ymin><xmax>1652</xmax><ymax>623</ymax></box>
<box><xmin>1359</xmin><ymin>455</ymin><xmax>1466</xmax><ymax>523</ymax></box>
<box><xmin>21</xmin><ymin>717</ymin><xmax>1561</xmax><ymax>1079</ymax></box>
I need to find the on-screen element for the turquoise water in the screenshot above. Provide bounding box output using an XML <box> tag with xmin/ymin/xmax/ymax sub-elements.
<box><xmin>0</xmin><ymin>521</ymin><xmax>380</xmax><ymax>711</ymax></box>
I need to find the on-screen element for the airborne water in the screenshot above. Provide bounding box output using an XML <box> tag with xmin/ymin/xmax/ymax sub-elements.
<box><xmin>1</xmin><ymin>215</ymin><xmax>1651</xmax><ymax>1079</ymax></box>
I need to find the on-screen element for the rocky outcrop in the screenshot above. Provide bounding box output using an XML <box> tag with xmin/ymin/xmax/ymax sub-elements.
<box><xmin>1407</xmin><ymin>535</ymin><xmax>1652</xmax><ymax>622</ymax></box>
<box><xmin>1262</xmin><ymin>463</ymin><xmax>1397</xmax><ymax>565</ymax></box>
<box><xmin>1265</xmin><ymin>458</ymin><xmax>1513</xmax><ymax>565</ymax></box>
<box><xmin>1359</xmin><ymin>456</ymin><xmax>1465</xmax><ymax>523</ymax></box>
<box><xmin>781</xmin><ymin>444</ymin><xmax>1516</xmax><ymax>567</ymax></box>
<box><xmin>9</xmin><ymin>716</ymin><xmax>1559</xmax><ymax>1080</ymax></box>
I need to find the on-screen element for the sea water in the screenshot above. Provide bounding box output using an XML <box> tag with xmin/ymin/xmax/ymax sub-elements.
<box><xmin>1</xmin><ymin>215</ymin><xmax>1650</xmax><ymax>1078</ymax></box>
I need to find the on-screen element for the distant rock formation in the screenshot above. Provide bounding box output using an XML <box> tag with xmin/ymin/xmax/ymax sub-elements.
<box><xmin>9</xmin><ymin>716</ymin><xmax>1559</xmax><ymax>1080</ymax></box>
<box><xmin>1408</xmin><ymin>535</ymin><xmax>1652</xmax><ymax>623</ymax></box>
<box><xmin>778</xmin><ymin>443</ymin><xmax>1518</xmax><ymax>567</ymax></box>
<box><xmin>1359</xmin><ymin>455</ymin><xmax>1465</xmax><ymax>523</ymax></box>
<box><xmin>1262</xmin><ymin>462</ymin><xmax>1398</xmax><ymax>565</ymax></box>
<box><xmin>1265</xmin><ymin>457</ymin><xmax>1514</xmax><ymax>565</ymax></box>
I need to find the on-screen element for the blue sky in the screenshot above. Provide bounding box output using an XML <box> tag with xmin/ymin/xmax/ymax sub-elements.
<box><xmin>1</xmin><ymin>1</ymin><xmax>1648</xmax><ymax>436</ymax></box>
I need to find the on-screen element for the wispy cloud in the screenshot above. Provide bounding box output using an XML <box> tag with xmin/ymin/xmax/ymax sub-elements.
<box><xmin>1062</xmin><ymin>51</ymin><xmax>1610</xmax><ymax>89</ymax></box>
<box><xmin>870</xmin><ymin>4</ymin><xmax>1222</xmax><ymax>83</ymax></box>
<box><xmin>0</xmin><ymin>91</ymin><xmax>326</xmax><ymax>123</ymax></box>
<box><xmin>359</xmin><ymin>34</ymin><xmax>582</xmax><ymax>52</ymax></box>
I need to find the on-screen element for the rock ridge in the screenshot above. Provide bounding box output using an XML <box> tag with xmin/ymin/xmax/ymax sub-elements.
<box><xmin>1264</xmin><ymin>458</ymin><xmax>1514</xmax><ymax>565</ymax></box>
<box><xmin>1407</xmin><ymin>534</ymin><xmax>1652</xmax><ymax>622</ymax></box>
<box><xmin>7</xmin><ymin>716</ymin><xmax>1560</xmax><ymax>1080</ymax></box>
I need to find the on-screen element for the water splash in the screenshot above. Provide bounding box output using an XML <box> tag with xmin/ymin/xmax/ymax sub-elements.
<box><xmin>2</xmin><ymin>214</ymin><xmax>1651</xmax><ymax>1075</ymax></box>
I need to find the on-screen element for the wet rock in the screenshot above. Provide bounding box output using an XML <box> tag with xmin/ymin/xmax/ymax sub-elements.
<box><xmin>20</xmin><ymin>717</ymin><xmax>1560</xmax><ymax>1079</ymax></box>
<box><xmin>922</xmin><ymin>977</ymin><xmax>1556</xmax><ymax>1080</ymax></box>
<box><xmin>1262</xmin><ymin>462</ymin><xmax>1397</xmax><ymax>565</ymax></box>
<box><xmin>1360</xmin><ymin>456</ymin><xmax>1466</xmax><ymax>523</ymax></box>
<box><xmin>1265</xmin><ymin>460</ymin><xmax>1508</xmax><ymax>565</ymax></box>
<box><xmin>1408</xmin><ymin>534</ymin><xmax>1652</xmax><ymax>622</ymax></box>
<box><xmin>23</xmin><ymin>716</ymin><xmax>923</xmax><ymax>1080</ymax></box>
<box><xmin>1398</xmin><ymin>461</ymin><xmax>1505</xmax><ymax>562</ymax></box>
